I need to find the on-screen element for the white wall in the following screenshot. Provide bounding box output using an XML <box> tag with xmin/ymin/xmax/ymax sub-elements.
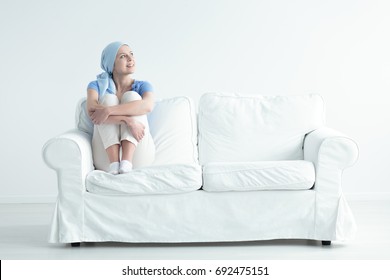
<box><xmin>0</xmin><ymin>0</ymin><xmax>389</xmax><ymax>202</ymax></box>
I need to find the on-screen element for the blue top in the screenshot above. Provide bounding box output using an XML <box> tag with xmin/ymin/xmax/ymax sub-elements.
<box><xmin>87</xmin><ymin>80</ymin><xmax>153</xmax><ymax>98</ymax></box>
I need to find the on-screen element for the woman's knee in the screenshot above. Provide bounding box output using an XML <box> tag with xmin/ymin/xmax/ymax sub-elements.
<box><xmin>121</xmin><ymin>91</ymin><xmax>141</xmax><ymax>103</ymax></box>
<box><xmin>100</xmin><ymin>94</ymin><xmax>119</xmax><ymax>106</ymax></box>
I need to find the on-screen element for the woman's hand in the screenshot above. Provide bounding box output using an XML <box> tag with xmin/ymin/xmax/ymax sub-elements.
<box><xmin>124</xmin><ymin>117</ymin><xmax>145</xmax><ymax>142</ymax></box>
<box><xmin>90</xmin><ymin>106</ymin><xmax>110</xmax><ymax>125</ymax></box>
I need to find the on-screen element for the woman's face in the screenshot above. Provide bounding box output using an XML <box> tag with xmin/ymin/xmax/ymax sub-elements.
<box><xmin>113</xmin><ymin>45</ymin><xmax>135</xmax><ymax>75</ymax></box>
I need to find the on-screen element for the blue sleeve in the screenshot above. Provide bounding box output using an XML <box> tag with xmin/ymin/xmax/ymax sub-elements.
<box><xmin>139</xmin><ymin>81</ymin><xmax>154</xmax><ymax>96</ymax></box>
<box><xmin>87</xmin><ymin>80</ymin><xmax>99</xmax><ymax>92</ymax></box>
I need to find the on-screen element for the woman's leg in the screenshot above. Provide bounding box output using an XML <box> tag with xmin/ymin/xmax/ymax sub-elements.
<box><xmin>106</xmin><ymin>144</ymin><xmax>120</xmax><ymax>163</ymax></box>
<box><xmin>119</xmin><ymin>91</ymin><xmax>141</xmax><ymax>167</ymax></box>
<box><xmin>120</xmin><ymin>91</ymin><xmax>156</xmax><ymax>170</ymax></box>
<box><xmin>92</xmin><ymin>94</ymin><xmax>121</xmax><ymax>173</ymax></box>
<box><xmin>121</xmin><ymin>140</ymin><xmax>136</xmax><ymax>162</ymax></box>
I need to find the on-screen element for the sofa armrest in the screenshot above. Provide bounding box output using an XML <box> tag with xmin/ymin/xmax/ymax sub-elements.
<box><xmin>303</xmin><ymin>127</ymin><xmax>359</xmax><ymax>240</ymax></box>
<box><xmin>42</xmin><ymin>129</ymin><xmax>94</xmax><ymax>188</ymax></box>
<box><xmin>304</xmin><ymin>127</ymin><xmax>359</xmax><ymax>171</ymax></box>
<box><xmin>42</xmin><ymin>129</ymin><xmax>93</xmax><ymax>243</ymax></box>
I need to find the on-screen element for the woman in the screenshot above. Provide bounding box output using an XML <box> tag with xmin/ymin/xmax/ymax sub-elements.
<box><xmin>87</xmin><ymin>41</ymin><xmax>155</xmax><ymax>174</ymax></box>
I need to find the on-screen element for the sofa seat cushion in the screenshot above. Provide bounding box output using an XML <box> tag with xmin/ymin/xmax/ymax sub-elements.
<box><xmin>202</xmin><ymin>160</ymin><xmax>315</xmax><ymax>192</ymax></box>
<box><xmin>86</xmin><ymin>164</ymin><xmax>202</xmax><ymax>195</ymax></box>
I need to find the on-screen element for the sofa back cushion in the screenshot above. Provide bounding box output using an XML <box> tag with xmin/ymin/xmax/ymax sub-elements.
<box><xmin>198</xmin><ymin>93</ymin><xmax>325</xmax><ymax>164</ymax></box>
<box><xmin>76</xmin><ymin>96</ymin><xmax>198</xmax><ymax>165</ymax></box>
<box><xmin>76</xmin><ymin>98</ymin><xmax>94</xmax><ymax>135</ymax></box>
<box><xmin>148</xmin><ymin>96</ymin><xmax>198</xmax><ymax>165</ymax></box>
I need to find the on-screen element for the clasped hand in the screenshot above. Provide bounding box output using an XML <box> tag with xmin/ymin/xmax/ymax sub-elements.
<box><xmin>90</xmin><ymin>106</ymin><xmax>146</xmax><ymax>142</ymax></box>
<box><xmin>90</xmin><ymin>105</ymin><xmax>110</xmax><ymax>125</ymax></box>
<box><xmin>124</xmin><ymin>117</ymin><xmax>145</xmax><ymax>142</ymax></box>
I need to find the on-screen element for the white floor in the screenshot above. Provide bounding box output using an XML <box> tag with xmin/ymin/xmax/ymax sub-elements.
<box><xmin>0</xmin><ymin>200</ymin><xmax>389</xmax><ymax>260</ymax></box>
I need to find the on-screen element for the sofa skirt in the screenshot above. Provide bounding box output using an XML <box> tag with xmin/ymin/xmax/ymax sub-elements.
<box><xmin>48</xmin><ymin>189</ymin><xmax>356</xmax><ymax>243</ymax></box>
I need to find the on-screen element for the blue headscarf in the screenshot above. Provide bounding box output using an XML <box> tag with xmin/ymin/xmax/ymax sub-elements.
<box><xmin>96</xmin><ymin>41</ymin><xmax>128</xmax><ymax>96</ymax></box>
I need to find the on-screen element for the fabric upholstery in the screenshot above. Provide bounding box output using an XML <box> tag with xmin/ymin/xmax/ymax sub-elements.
<box><xmin>203</xmin><ymin>160</ymin><xmax>315</xmax><ymax>192</ymax></box>
<box><xmin>76</xmin><ymin>96</ymin><xmax>199</xmax><ymax>165</ymax></box>
<box><xmin>148</xmin><ymin>96</ymin><xmax>198</xmax><ymax>165</ymax></box>
<box><xmin>86</xmin><ymin>163</ymin><xmax>202</xmax><ymax>195</ymax></box>
<box><xmin>198</xmin><ymin>93</ymin><xmax>325</xmax><ymax>164</ymax></box>
<box><xmin>43</xmin><ymin>93</ymin><xmax>359</xmax><ymax>244</ymax></box>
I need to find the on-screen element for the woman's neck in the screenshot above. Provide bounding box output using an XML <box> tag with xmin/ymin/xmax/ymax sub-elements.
<box><xmin>113</xmin><ymin>74</ymin><xmax>134</xmax><ymax>94</ymax></box>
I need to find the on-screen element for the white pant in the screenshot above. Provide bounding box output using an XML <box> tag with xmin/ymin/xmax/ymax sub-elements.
<box><xmin>92</xmin><ymin>91</ymin><xmax>155</xmax><ymax>171</ymax></box>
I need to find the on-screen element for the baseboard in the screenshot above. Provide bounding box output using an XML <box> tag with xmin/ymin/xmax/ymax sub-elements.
<box><xmin>344</xmin><ymin>192</ymin><xmax>390</xmax><ymax>201</ymax></box>
<box><xmin>0</xmin><ymin>195</ymin><xmax>57</xmax><ymax>204</ymax></box>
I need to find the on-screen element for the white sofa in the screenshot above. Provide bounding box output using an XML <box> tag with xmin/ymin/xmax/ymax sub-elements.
<box><xmin>42</xmin><ymin>93</ymin><xmax>359</xmax><ymax>247</ymax></box>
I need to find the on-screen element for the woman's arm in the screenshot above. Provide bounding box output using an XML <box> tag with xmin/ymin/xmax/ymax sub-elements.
<box><xmin>104</xmin><ymin>115</ymin><xmax>145</xmax><ymax>141</ymax></box>
<box><xmin>87</xmin><ymin>89</ymin><xmax>126</xmax><ymax>125</ymax></box>
<box><xmin>90</xmin><ymin>91</ymin><xmax>154</xmax><ymax>124</ymax></box>
<box><xmin>109</xmin><ymin>91</ymin><xmax>154</xmax><ymax>116</ymax></box>
<box><xmin>86</xmin><ymin>88</ymin><xmax>100</xmax><ymax>117</ymax></box>
<box><xmin>86</xmin><ymin>88</ymin><xmax>145</xmax><ymax>141</ymax></box>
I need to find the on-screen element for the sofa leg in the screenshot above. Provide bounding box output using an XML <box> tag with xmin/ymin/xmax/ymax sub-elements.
<box><xmin>71</xmin><ymin>242</ymin><xmax>81</xmax><ymax>247</ymax></box>
<box><xmin>322</xmin><ymin>240</ymin><xmax>331</xmax><ymax>246</ymax></box>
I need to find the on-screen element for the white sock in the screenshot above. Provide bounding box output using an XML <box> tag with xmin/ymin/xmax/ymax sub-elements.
<box><xmin>108</xmin><ymin>162</ymin><xmax>120</xmax><ymax>175</ymax></box>
<box><xmin>119</xmin><ymin>160</ymin><xmax>133</xmax><ymax>174</ymax></box>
